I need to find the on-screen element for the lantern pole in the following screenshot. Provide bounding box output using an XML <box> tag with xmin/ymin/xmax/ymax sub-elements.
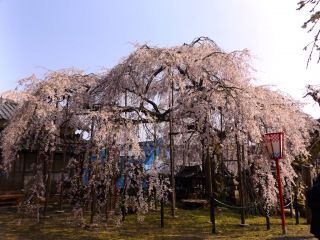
<box><xmin>264</xmin><ymin>132</ymin><xmax>287</xmax><ymax>235</ymax></box>
<box><xmin>275</xmin><ymin>158</ymin><xmax>287</xmax><ymax>235</ymax></box>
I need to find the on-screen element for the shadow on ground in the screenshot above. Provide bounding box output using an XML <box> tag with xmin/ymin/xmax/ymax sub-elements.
<box><xmin>271</xmin><ymin>236</ymin><xmax>317</xmax><ymax>240</ymax></box>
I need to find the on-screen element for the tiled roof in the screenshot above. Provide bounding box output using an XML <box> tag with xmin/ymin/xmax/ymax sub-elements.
<box><xmin>0</xmin><ymin>98</ymin><xmax>17</xmax><ymax>120</ymax></box>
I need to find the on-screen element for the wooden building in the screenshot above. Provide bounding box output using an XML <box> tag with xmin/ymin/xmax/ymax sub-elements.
<box><xmin>0</xmin><ymin>99</ymin><xmax>19</xmax><ymax>192</ymax></box>
<box><xmin>0</xmin><ymin>99</ymin><xmax>84</xmax><ymax>196</ymax></box>
<box><xmin>175</xmin><ymin>165</ymin><xmax>205</xmax><ymax>200</ymax></box>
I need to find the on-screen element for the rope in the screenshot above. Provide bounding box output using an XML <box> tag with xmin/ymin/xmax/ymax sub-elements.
<box><xmin>213</xmin><ymin>198</ymin><xmax>292</xmax><ymax>210</ymax></box>
<box><xmin>283</xmin><ymin>200</ymin><xmax>292</xmax><ymax>208</ymax></box>
<box><xmin>213</xmin><ymin>198</ymin><xmax>259</xmax><ymax>210</ymax></box>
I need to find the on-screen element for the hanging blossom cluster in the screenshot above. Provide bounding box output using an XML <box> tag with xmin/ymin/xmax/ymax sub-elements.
<box><xmin>0</xmin><ymin>37</ymin><xmax>317</xmax><ymax>224</ymax></box>
<box><xmin>92</xmin><ymin>37</ymin><xmax>317</xmax><ymax>208</ymax></box>
<box><xmin>1</xmin><ymin>69</ymin><xmax>99</xmax><ymax>170</ymax></box>
<box><xmin>1</xmin><ymin>67</ymin><xmax>170</xmax><ymax>224</ymax></box>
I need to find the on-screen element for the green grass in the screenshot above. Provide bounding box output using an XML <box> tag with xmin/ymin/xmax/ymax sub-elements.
<box><xmin>0</xmin><ymin>205</ymin><xmax>314</xmax><ymax>240</ymax></box>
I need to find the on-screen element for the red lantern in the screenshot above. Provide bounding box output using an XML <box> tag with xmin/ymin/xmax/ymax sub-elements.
<box><xmin>264</xmin><ymin>132</ymin><xmax>284</xmax><ymax>160</ymax></box>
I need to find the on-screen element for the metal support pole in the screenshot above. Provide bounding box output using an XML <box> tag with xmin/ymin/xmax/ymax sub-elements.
<box><xmin>207</xmin><ymin>146</ymin><xmax>216</xmax><ymax>234</ymax></box>
<box><xmin>265</xmin><ymin>175</ymin><xmax>271</xmax><ymax>230</ymax></box>
<box><xmin>275</xmin><ymin>159</ymin><xmax>287</xmax><ymax>235</ymax></box>
<box><xmin>21</xmin><ymin>152</ymin><xmax>26</xmax><ymax>190</ymax></box>
<box><xmin>160</xmin><ymin>174</ymin><xmax>164</xmax><ymax>228</ymax></box>
<box><xmin>88</xmin><ymin>118</ymin><xmax>96</xmax><ymax>224</ymax></box>
<box><xmin>121</xmin><ymin>90</ymin><xmax>128</xmax><ymax>222</ymax></box>
<box><xmin>161</xmin><ymin>197</ymin><xmax>164</xmax><ymax>228</ymax></box>
<box><xmin>236</xmin><ymin>139</ymin><xmax>245</xmax><ymax>225</ymax></box>
<box><xmin>266</xmin><ymin>208</ymin><xmax>271</xmax><ymax>230</ymax></box>
<box><xmin>210</xmin><ymin>195</ymin><xmax>216</xmax><ymax>234</ymax></box>
<box><xmin>294</xmin><ymin>189</ymin><xmax>300</xmax><ymax>225</ymax></box>
<box><xmin>169</xmin><ymin>82</ymin><xmax>176</xmax><ymax>217</ymax></box>
<box><xmin>44</xmin><ymin>152</ymin><xmax>54</xmax><ymax>217</ymax></box>
<box><xmin>59</xmin><ymin>147</ymin><xmax>67</xmax><ymax>211</ymax></box>
<box><xmin>154</xmin><ymin>124</ymin><xmax>158</xmax><ymax>210</ymax></box>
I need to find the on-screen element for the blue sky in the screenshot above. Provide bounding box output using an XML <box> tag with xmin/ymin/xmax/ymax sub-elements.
<box><xmin>1</xmin><ymin>0</ymin><xmax>319</xmax><ymax>117</ymax></box>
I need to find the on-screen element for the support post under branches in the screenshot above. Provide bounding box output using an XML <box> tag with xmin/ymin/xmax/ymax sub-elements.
<box><xmin>169</xmin><ymin>82</ymin><xmax>176</xmax><ymax>217</ymax></box>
